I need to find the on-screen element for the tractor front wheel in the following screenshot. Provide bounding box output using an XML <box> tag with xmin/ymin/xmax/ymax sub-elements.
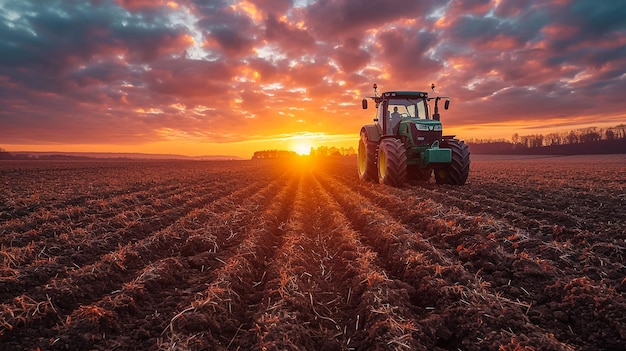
<box><xmin>358</xmin><ymin>130</ymin><xmax>378</xmax><ymax>182</ymax></box>
<box><xmin>435</xmin><ymin>139</ymin><xmax>470</xmax><ymax>185</ymax></box>
<box><xmin>378</xmin><ymin>138</ymin><xmax>407</xmax><ymax>187</ymax></box>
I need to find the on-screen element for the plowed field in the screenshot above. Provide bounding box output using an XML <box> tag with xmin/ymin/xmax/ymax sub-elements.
<box><xmin>1</xmin><ymin>155</ymin><xmax>625</xmax><ymax>350</ymax></box>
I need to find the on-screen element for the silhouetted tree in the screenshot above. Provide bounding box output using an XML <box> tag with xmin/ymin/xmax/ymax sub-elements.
<box><xmin>606</xmin><ymin>129</ymin><xmax>615</xmax><ymax>140</ymax></box>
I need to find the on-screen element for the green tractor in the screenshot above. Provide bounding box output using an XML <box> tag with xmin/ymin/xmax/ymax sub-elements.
<box><xmin>358</xmin><ymin>84</ymin><xmax>470</xmax><ymax>187</ymax></box>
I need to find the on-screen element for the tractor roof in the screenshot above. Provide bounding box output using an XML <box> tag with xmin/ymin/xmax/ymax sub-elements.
<box><xmin>381</xmin><ymin>91</ymin><xmax>429</xmax><ymax>99</ymax></box>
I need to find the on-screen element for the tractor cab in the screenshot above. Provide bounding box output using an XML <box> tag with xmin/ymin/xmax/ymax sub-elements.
<box><xmin>361</xmin><ymin>86</ymin><xmax>450</xmax><ymax>139</ymax></box>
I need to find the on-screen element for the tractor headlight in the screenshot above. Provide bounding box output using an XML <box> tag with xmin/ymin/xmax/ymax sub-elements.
<box><xmin>416</xmin><ymin>124</ymin><xmax>442</xmax><ymax>131</ymax></box>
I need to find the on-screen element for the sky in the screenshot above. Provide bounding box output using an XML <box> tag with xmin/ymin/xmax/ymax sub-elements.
<box><xmin>1</xmin><ymin>0</ymin><xmax>625</xmax><ymax>158</ymax></box>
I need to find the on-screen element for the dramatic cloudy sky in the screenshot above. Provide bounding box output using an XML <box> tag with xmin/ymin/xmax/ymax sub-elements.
<box><xmin>1</xmin><ymin>0</ymin><xmax>625</xmax><ymax>157</ymax></box>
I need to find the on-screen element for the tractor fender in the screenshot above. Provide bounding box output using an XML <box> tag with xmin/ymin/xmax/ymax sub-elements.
<box><xmin>361</xmin><ymin>125</ymin><xmax>381</xmax><ymax>143</ymax></box>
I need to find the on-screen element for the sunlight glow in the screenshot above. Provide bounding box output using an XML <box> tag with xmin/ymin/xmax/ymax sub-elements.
<box><xmin>292</xmin><ymin>143</ymin><xmax>311</xmax><ymax>155</ymax></box>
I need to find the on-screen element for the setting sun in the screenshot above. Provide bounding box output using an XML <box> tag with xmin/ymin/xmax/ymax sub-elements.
<box><xmin>293</xmin><ymin>143</ymin><xmax>311</xmax><ymax>156</ymax></box>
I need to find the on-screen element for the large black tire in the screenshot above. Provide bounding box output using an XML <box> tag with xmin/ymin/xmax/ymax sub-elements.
<box><xmin>358</xmin><ymin>129</ymin><xmax>378</xmax><ymax>182</ymax></box>
<box><xmin>435</xmin><ymin>139</ymin><xmax>470</xmax><ymax>185</ymax></box>
<box><xmin>408</xmin><ymin>166</ymin><xmax>432</xmax><ymax>182</ymax></box>
<box><xmin>378</xmin><ymin>138</ymin><xmax>407</xmax><ymax>187</ymax></box>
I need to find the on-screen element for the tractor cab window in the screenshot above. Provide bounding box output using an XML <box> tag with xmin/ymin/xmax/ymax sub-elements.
<box><xmin>414</xmin><ymin>99</ymin><xmax>427</xmax><ymax>119</ymax></box>
<box><xmin>375</xmin><ymin>103</ymin><xmax>385</xmax><ymax>128</ymax></box>
<box><xmin>388</xmin><ymin>104</ymin><xmax>408</xmax><ymax>118</ymax></box>
<box><xmin>387</xmin><ymin>105</ymin><xmax>402</xmax><ymax>134</ymax></box>
<box><xmin>388</xmin><ymin>98</ymin><xmax>428</xmax><ymax>119</ymax></box>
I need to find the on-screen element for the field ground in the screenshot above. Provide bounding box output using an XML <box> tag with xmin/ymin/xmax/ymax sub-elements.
<box><xmin>1</xmin><ymin>155</ymin><xmax>625</xmax><ymax>350</ymax></box>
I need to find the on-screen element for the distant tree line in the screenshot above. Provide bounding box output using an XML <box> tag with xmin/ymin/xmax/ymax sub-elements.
<box><xmin>0</xmin><ymin>148</ymin><xmax>32</xmax><ymax>160</ymax></box>
<box><xmin>251</xmin><ymin>146</ymin><xmax>356</xmax><ymax>159</ymax></box>
<box><xmin>309</xmin><ymin>146</ymin><xmax>356</xmax><ymax>157</ymax></box>
<box><xmin>0</xmin><ymin>149</ymin><xmax>96</xmax><ymax>160</ymax></box>
<box><xmin>468</xmin><ymin>124</ymin><xmax>626</xmax><ymax>155</ymax></box>
<box><xmin>251</xmin><ymin>150</ymin><xmax>298</xmax><ymax>159</ymax></box>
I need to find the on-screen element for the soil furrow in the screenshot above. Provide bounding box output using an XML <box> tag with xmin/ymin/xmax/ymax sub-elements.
<box><xmin>157</xmin><ymin>166</ymin><xmax>301</xmax><ymax>350</ymax></box>
<box><xmin>0</xmin><ymin>177</ymin><xmax>250</xmax><ymax>304</ymax></box>
<box><xmin>325</xmin><ymin>157</ymin><xmax>625</xmax><ymax>350</ymax></box>
<box><xmin>44</xmin><ymin>169</ymin><xmax>293</xmax><ymax>350</ymax></box>
<box><xmin>316</xmin><ymin>168</ymin><xmax>577</xmax><ymax>351</ymax></box>
<box><xmin>0</xmin><ymin>168</ymin><xmax>283</xmax><ymax>348</ymax></box>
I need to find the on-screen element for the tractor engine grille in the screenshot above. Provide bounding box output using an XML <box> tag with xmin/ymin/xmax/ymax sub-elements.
<box><xmin>410</xmin><ymin>124</ymin><xmax>442</xmax><ymax>146</ymax></box>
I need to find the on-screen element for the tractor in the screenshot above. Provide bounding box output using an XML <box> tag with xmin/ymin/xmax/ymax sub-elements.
<box><xmin>358</xmin><ymin>84</ymin><xmax>470</xmax><ymax>187</ymax></box>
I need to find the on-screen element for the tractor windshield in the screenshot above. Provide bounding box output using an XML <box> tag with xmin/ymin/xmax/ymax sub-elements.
<box><xmin>387</xmin><ymin>98</ymin><xmax>428</xmax><ymax>119</ymax></box>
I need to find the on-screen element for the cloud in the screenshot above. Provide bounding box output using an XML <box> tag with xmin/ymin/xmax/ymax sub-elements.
<box><xmin>146</xmin><ymin>58</ymin><xmax>235</xmax><ymax>97</ymax></box>
<box><xmin>332</xmin><ymin>37</ymin><xmax>371</xmax><ymax>73</ymax></box>
<box><xmin>264</xmin><ymin>14</ymin><xmax>316</xmax><ymax>55</ymax></box>
<box><xmin>304</xmin><ymin>0</ymin><xmax>438</xmax><ymax>39</ymax></box>
<box><xmin>1</xmin><ymin>0</ymin><xmax>625</xmax><ymax>157</ymax></box>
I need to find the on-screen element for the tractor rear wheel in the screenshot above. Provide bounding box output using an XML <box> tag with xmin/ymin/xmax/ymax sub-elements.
<box><xmin>435</xmin><ymin>139</ymin><xmax>470</xmax><ymax>185</ymax></box>
<box><xmin>358</xmin><ymin>130</ymin><xmax>378</xmax><ymax>182</ymax></box>
<box><xmin>378</xmin><ymin>138</ymin><xmax>407</xmax><ymax>187</ymax></box>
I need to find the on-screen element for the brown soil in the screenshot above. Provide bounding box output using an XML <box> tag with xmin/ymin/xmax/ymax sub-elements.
<box><xmin>1</xmin><ymin>155</ymin><xmax>625</xmax><ymax>350</ymax></box>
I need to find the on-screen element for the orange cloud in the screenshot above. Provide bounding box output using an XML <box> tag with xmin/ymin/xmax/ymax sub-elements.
<box><xmin>2</xmin><ymin>0</ymin><xmax>625</xmax><ymax>159</ymax></box>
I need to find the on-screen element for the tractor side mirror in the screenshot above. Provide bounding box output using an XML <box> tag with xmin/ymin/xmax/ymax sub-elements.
<box><xmin>444</xmin><ymin>100</ymin><xmax>450</xmax><ymax>110</ymax></box>
<box><xmin>362</xmin><ymin>99</ymin><xmax>368</xmax><ymax>109</ymax></box>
